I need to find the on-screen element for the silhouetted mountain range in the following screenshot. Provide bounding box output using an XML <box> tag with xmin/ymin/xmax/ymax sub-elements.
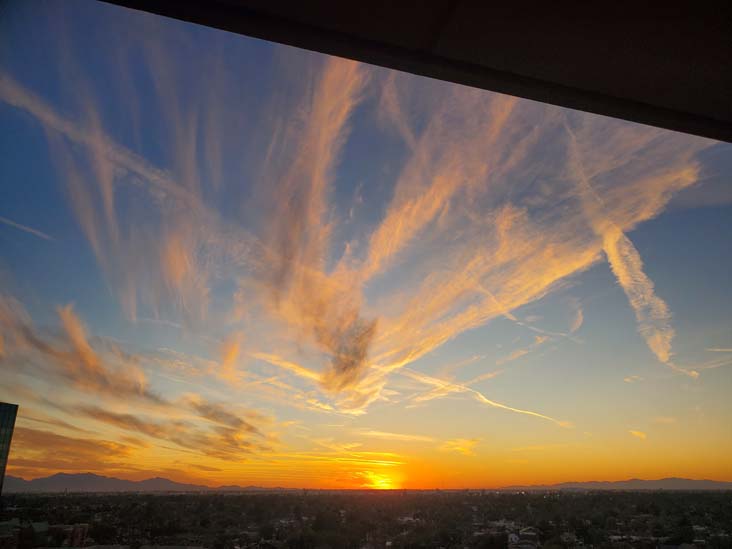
<box><xmin>501</xmin><ymin>478</ymin><xmax>732</xmax><ymax>491</ymax></box>
<box><xmin>4</xmin><ymin>473</ymin><xmax>732</xmax><ymax>493</ymax></box>
<box><xmin>3</xmin><ymin>473</ymin><xmax>274</xmax><ymax>493</ymax></box>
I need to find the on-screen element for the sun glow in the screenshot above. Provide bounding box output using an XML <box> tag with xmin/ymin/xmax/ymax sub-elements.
<box><xmin>359</xmin><ymin>471</ymin><xmax>399</xmax><ymax>490</ymax></box>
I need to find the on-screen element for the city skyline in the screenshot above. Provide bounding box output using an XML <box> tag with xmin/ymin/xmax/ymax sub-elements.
<box><xmin>1</xmin><ymin>0</ymin><xmax>731</xmax><ymax>490</ymax></box>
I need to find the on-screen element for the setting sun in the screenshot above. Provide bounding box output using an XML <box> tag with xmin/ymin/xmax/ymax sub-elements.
<box><xmin>358</xmin><ymin>471</ymin><xmax>400</xmax><ymax>490</ymax></box>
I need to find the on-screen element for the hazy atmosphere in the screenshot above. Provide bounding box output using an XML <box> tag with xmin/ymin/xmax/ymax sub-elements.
<box><xmin>1</xmin><ymin>0</ymin><xmax>731</xmax><ymax>490</ymax></box>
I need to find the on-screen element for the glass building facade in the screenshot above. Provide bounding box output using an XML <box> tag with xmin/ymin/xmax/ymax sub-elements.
<box><xmin>0</xmin><ymin>402</ymin><xmax>18</xmax><ymax>495</ymax></box>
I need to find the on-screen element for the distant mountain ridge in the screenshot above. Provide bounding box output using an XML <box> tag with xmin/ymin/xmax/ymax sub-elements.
<box><xmin>3</xmin><ymin>473</ymin><xmax>274</xmax><ymax>493</ymax></box>
<box><xmin>502</xmin><ymin>477</ymin><xmax>732</xmax><ymax>491</ymax></box>
<box><xmin>4</xmin><ymin>473</ymin><xmax>732</xmax><ymax>493</ymax></box>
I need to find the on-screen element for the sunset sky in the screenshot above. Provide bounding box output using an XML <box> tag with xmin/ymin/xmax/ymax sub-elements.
<box><xmin>1</xmin><ymin>0</ymin><xmax>731</xmax><ymax>490</ymax></box>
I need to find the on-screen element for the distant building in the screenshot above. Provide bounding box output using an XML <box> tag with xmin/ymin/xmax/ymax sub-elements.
<box><xmin>0</xmin><ymin>403</ymin><xmax>19</xmax><ymax>495</ymax></box>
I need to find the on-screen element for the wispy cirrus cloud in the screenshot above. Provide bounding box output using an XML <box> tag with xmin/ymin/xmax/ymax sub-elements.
<box><xmin>629</xmin><ymin>430</ymin><xmax>647</xmax><ymax>440</ymax></box>
<box><xmin>402</xmin><ymin>368</ymin><xmax>571</xmax><ymax>428</ymax></box>
<box><xmin>511</xmin><ymin>443</ymin><xmax>572</xmax><ymax>452</ymax></box>
<box><xmin>565</xmin><ymin>121</ymin><xmax>700</xmax><ymax>377</ymax></box>
<box><xmin>690</xmin><ymin>355</ymin><xmax>732</xmax><ymax>372</ymax></box>
<box><xmin>0</xmin><ymin>33</ymin><xmax>714</xmax><ymax>423</ymax></box>
<box><xmin>252</xmin><ymin>352</ymin><xmax>322</xmax><ymax>382</ymax></box>
<box><xmin>218</xmin><ymin>332</ymin><xmax>244</xmax><ymax>382</ymax></box>
<box><xmin>496</xmin><ymin>348</ymin><xmax>530</xmax><ymax>366</ymax></box>
<box><xmin>0</xmin><ymin>69</ymin><xmax>221</xmax><ymax>324</ymax></box>
<box><xmin>437</xmin><ymin>354</ymin><xmax>486</xmax><ymax>378</ymax></box>
<box><xmin>0</xmin><ymin>294</ymin><xmax>279</xmax><ymax>462</ymax></box>
<box><xmin>440</xmin><ymin>438</ymin><xmax>480</xmax><ymax>456</ymax></box>
<box><xmin>0</xmin><ymin>294</ymin><xmax>162</xmax><ymax>404</ymax></box>
<box><xmin>358</xmin><ymin>430</ymin><xmax>435</xmax><ymax>443</ymax></box>
<box><xmin>603</xmin><ymin>229</ymin><xmax>683</xmax><ymax>370</ymax></box>
<box><xmin>569</xmin><ymin>301</ymin><xmax>584</xmax><ymax>334</ymax></box>
<box><xmin>75</xmin><ymin>405</ymin><xmax>273</xmax><ymax>461</ymax></box>
<box><xmin>495</xmin><ymin>335</ymin><xmax>549</xmax><ymax>366</ymax></box>
<box><xmin>7</xmin><ymin>426</ymin><xmax>138</xmax><ymax>479</ymax></box>
<box><xmin>0</xmin><ymin>215</ymin><xmax>54</xmax><ymax>241</ymax></box>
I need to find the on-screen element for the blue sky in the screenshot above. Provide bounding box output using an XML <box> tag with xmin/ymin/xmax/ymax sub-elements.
<box><xmin>1</xmin><ymin>0</ymin><xmax>731</xmax><ymax>488</ymax></box>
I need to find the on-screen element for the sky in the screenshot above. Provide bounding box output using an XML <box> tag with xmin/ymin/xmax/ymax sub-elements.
<box><xmin>1</xmin><ymin>0</ymin><xmax>731</xmax><ymax>490</ymax></box>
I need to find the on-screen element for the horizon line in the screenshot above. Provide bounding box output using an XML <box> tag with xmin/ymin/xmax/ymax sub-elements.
<box><xmin>7</xmin><ymin>472</ymin><xmax>732</xmax><ymax>492</ymax></box>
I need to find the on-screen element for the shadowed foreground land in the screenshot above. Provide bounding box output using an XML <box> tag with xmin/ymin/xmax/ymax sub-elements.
<box><xmin>1</xmin><ymin>491</ymin><xmax>731</xmax><ymax>548</ymax></box>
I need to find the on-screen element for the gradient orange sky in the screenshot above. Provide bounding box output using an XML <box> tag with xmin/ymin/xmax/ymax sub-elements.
<box><xmin>1</xmin><ymin>0</ymin><xmax>731</xmax><ymax>490</ymax></box>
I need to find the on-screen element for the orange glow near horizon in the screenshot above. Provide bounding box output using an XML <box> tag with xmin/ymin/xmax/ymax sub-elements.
<box><xmin>358</xmin><ymin>471</ymin><xmax>400</xmax><ymax>490</ymax></box>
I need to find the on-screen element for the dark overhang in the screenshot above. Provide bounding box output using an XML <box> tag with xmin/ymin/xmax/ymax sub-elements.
<box><xmin>103</xmin><ymin>1</ymin><xmax>732</xmax><ymax>143</ymax></box>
